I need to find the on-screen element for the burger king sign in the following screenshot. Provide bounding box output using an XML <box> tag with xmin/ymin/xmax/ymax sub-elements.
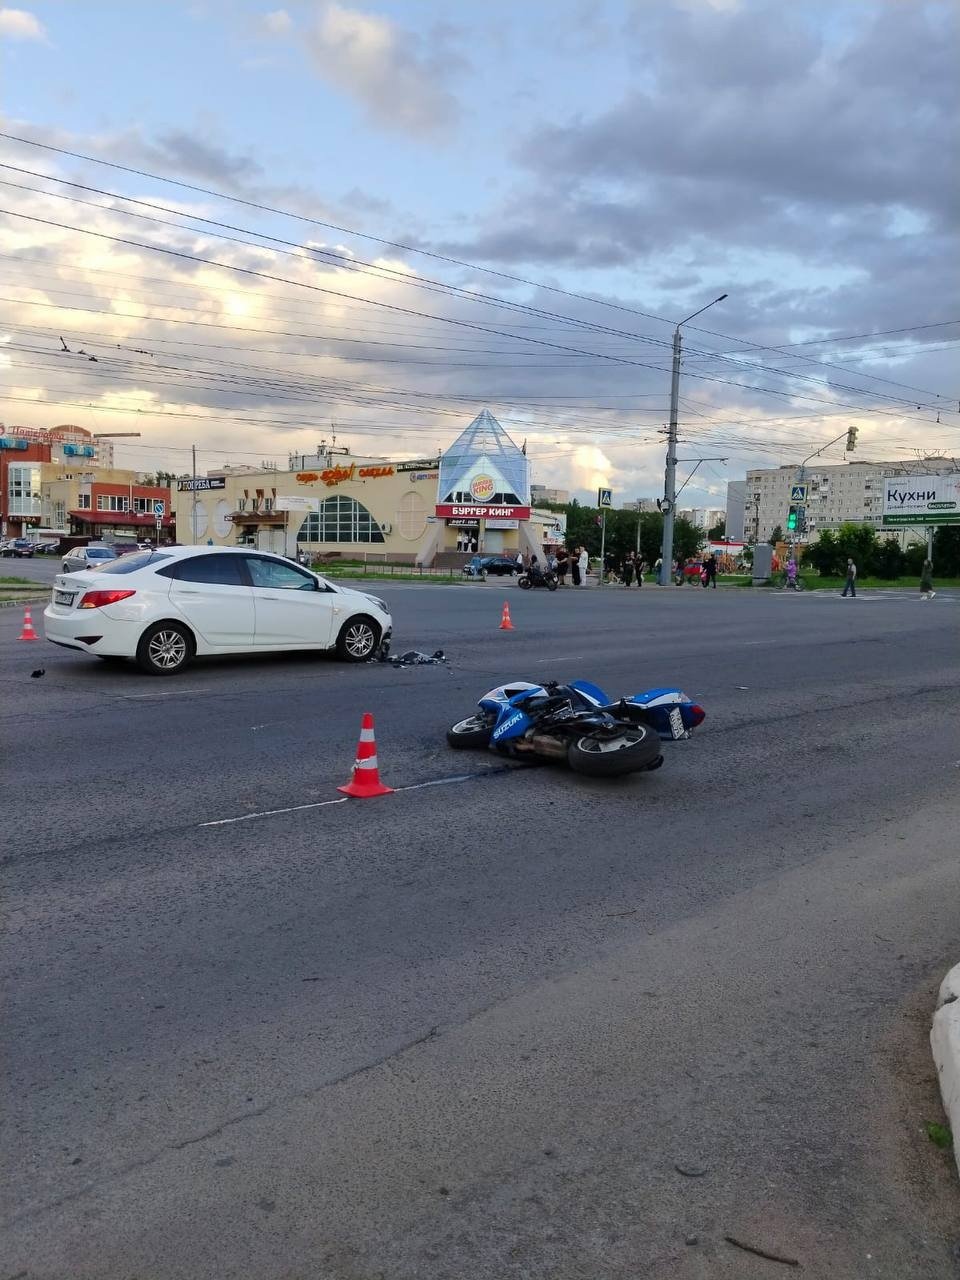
<box><xmin>469</xmin><ymin>474</ymin><xmax>495</xmax><ymax>502</ymax></box>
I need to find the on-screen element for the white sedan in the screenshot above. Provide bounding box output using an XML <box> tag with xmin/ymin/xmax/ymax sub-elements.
<box><xmin>44</xmin><ymin>546</ymin><xmax>393</xmax><ymax>675</ymax></box>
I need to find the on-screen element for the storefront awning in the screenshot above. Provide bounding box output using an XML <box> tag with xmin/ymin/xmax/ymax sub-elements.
<box><xmin>69</xmin><ymin>510</ymin><xmax>174</xmax><ymax>527</ymax></box>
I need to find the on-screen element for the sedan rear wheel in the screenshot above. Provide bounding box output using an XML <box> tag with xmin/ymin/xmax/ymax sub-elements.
<box><xmin>136</xmin><ymin>622</ymin><xmax>194</xmax><ymax>676</ymax></box>
<box><xmin>336</xmin><ymin>615</ymin><xmax>380</xmax><ymax>663</ymax></box>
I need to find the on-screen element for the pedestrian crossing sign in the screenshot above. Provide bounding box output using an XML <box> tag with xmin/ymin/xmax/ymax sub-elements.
<box><xmin>597</xmin><ymin>487</ymin><xmax>613</xmax><ymax>508</ymax></box>
<box><xmin>790</xmin><ymin>484</ymin><xmax>807</xmax><ymax>502</ymax></box>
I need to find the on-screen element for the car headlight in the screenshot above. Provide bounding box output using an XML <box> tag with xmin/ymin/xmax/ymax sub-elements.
<box><xmin>365</xmin><ymin>595</ymin><xmax>388</xmax><ymax>612</ymax></box>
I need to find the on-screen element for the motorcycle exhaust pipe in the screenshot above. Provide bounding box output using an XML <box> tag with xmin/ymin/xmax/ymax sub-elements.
<box><xmin>524</xmin><ymin>733</ymin><xmax>569</xmax><ymax>760</ymax></box>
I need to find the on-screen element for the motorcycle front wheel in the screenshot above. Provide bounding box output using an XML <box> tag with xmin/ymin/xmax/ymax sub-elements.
<box><xmin>518</xmin><ymin>575</ymin><xmax>532</xmax><ymax>589</ymax></box>
<box><xmin>447</xmin><ymin>714</ymin><xmax>494</xmax><ymax>748</ymax></box>
<box><xmin>567</xmin><ymin>725</ymin><xmax>661</xmax><ymax>777</ymax></box>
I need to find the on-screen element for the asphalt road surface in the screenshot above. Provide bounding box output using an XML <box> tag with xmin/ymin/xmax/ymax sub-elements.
<box><xmin>3</xmin><ymin>583</ymin><xmax>959</xmax><ymax>1279</ymax></box>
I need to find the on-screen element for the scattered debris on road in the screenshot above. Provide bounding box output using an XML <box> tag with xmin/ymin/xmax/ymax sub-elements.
<box><xmin>387</xmin><ymin>649</ymin><xmax>448</xmax><ymax>667</ymax></box>
<box><xmin>724</xmin><ymin>1233</ymin><xmax>800</xmax><ymax>1267</ymax></box>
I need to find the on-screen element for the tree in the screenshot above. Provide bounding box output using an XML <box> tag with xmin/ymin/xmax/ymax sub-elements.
<box><xmin>707</xmin><ymin>518</ymin><xmax>726</xmax><ymax>540</ymax></box>
<box><xmin>804</xmin><ymin>530</ymin><xmax>841</xmax><ymax>577</ymax></box>
<box><xmin>769</xmin><ymin>524</ymin><xmax>784</xmax><ymax>546</ymax></box>
<box><xmin>933</xmin><ymin>526</ymin><xmax>960</xmax><ymax>576</ymax></box>
<box><xmin>872</xmin><ymin>538</ymin><xmax>904</xmax><ymax>580</ymax></box>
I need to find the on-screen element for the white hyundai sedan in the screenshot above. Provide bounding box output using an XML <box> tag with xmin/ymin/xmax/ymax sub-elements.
<box><xmin>44</xmin><ymin>546</ymin><xmax>393</xmax><ymax>675</ymax></box>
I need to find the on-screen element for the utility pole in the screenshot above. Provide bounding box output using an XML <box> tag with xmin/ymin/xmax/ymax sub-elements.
<box><xmin>191</xmin><ymin>443</ymin><xmax>197</xmax><ymax>543</ymax></box>
<box><xmin>659</xmin><ymin>294</ymin><xmax>727</xmax><ymax>585</ymax></box>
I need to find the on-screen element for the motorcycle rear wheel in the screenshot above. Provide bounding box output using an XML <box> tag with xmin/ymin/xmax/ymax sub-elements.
<box><xmin>567</xmin><ymin>725</ymin><xmax>661</xmax><ymax>777</ymax></box>
<box><xmin>447</xmin><ymin>714</ymin><xmax>493</xmax><ymax>748</ymax></box>
<box><xmin>546</xmin><ymin>576</ymin><xmax>558</xmax><ymax>591</ymax></box>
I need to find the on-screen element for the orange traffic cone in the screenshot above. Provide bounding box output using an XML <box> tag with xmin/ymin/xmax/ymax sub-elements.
<box><xmin>499</xmin><ymin>601</ymin><xmax>514</xmax><ymax>631</ymax></box>
<box><xmin>18</xmin><ymin>608</ymin><xmax>39</xmax><ymax>642</ymax></box>
<box><xmin>337</xmin><ymin>712</ymin><xmax>394</xmax><ymax>798</ymax></box>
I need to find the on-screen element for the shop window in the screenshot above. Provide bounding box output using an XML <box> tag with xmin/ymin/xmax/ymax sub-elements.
<box><xmin>296</xmin><ymin>495</ymin><xmax>385</xmax><ymax>544</ymax></box>
<box><xmin>77</xmin><ymin>493</ymin><xmax>91</xmax><ymax>509</ymax></box>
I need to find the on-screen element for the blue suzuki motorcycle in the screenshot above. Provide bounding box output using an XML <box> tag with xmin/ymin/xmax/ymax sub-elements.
<box><xmin>447</xmin><ymin>679</ymin><xmax>705</xmax><ymax>777</ymax></box>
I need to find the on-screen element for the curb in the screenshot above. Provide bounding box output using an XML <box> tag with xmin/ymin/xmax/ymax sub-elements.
<box><xmin>931</xmin><ymin>962</ymin><xmax>960</xmax><ymax>1176</ymax></box>
<box><xmin>0</xmin><ymin>595</ymin><xmax>48</xmax><ymax>609</ymax></box>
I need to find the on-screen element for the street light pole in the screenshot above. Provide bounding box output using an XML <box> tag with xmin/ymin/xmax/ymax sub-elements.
<box><xmin>659</xmin><ymin>294</ymin><xmax>727</xmax><ymax>585</ymax></box>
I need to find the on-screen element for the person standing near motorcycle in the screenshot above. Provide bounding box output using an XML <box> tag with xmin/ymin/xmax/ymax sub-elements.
<box><xmin>622</xmin><ymin>553</ymin><xmax>634</xmax><ymax>588</ymax></box>
<box><xmin>702</xmin><ymin>552</ymin><xmax>717</xmax><ymax>588</ymax></box>
<box><xmin>571</xmin><ymin>546</ymin><xmax>581</xmax><ymax>586</ymax></box>
<box><xmin>556</xmin><ymin>546</ymin><xmax>569</xmax><ymax>586</ymax></box>
<box><xmin>578</xmin><ymin>545</ymin><xmax>589</xmax><ymax>587</ymax></box>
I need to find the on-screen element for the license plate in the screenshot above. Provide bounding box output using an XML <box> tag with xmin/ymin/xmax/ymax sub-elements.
<box><xmin>55</xmin><ymin>590</ymin><xmax>75</xmax><ymax>606</ymax></box>
<box><xmin>669</xmin><ymin>707</ymin><xmax>686</xmax><ymax>739</ymax></box>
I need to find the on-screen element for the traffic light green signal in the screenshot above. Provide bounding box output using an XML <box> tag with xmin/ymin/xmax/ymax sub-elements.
<box><xmin>787</xmin><ymin>506</ymin><xmax>799</xmax><ymax>531</ymax></box>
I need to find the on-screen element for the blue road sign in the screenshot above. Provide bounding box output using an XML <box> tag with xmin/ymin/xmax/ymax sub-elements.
<box><xmin>153</xmin><ymin>500</ymin><xmax>166</xmax><ymax>517</ymax></box>
<box><xmin>790</xmin><ymin>484</ymin><xmax>807</xmax><ymax>503</ymax></box>
<box><xmin>597</xmin><ymin>487</ymin><xmax>613</xmax><ymax>508</ymax></box>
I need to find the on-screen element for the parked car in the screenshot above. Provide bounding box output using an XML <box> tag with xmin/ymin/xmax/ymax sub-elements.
<box><xmin>462</xmin><ymin>554</ymin><xmax>518</xmax><ymax>578</ymax></box>
<box><xmin>1</xmin><ymin>538</ymin><xmax>36</xmax><ymax>558</ymax></box>
<box><xmin>44</xmin><ymin>546</ymin><xmax>393</xmax><ymax>675</ymax></box>
<box><xmin>62</xmin><ymin>544</ymin><xmax>119</xmax><ymax>573</ymax></box>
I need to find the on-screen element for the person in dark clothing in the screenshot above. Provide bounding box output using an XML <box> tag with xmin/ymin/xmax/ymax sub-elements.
<box><xmin>622</xmin><ymin>554</ymin><xmax>634</xmax><ymax>587</ymax></box>
<box><xmin>570</xmin><ymin>546</ymin><xmax>581</xmax><ymax>587</ymax></box>
<box><xmin>703</xmin><ymin>553</ymin><xmax>717</xmax><ymax>588</ymax></box>
<box><xmin>556</xmin><ymin>546</ymin><xmax>569</xmax><ymax>585</ymax></box>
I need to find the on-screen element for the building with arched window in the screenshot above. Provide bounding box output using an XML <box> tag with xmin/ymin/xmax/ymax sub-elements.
<box><xmin>171</xmin><ymin>410</ymin><xmax>556</xmax><ymax>564</ymax></box>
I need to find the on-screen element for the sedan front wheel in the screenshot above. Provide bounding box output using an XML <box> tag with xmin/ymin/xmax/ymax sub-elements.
<box><xmin>336</xmin><ymin>616</ymin><xmax>380</xmax><ymax>663</ymax></box>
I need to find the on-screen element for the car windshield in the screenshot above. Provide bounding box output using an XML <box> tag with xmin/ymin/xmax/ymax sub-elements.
<box><xmin>93</xmin><ymin>551</ymin><xmax>173</xmax><ymax>574</ymax></box>
<box><xmin>87</xmin><ymin>548</ymin><xmax>117</xmax><ymax>558</ymax></box>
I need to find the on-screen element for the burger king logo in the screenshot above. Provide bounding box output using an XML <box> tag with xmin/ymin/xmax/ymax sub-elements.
<box><xmin>470</xmin><ymin>474</ymin><xmax>495</xmax><ymax>502</ymax></box>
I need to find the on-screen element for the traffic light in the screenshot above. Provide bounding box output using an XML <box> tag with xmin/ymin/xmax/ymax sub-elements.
<box><xmin>786</xmin><ymin>506</ymin><xmax>799</xmax><ymax>532</ymax></box>
<box><xmin>846</xmin><ymin>426</ymin><xmax>859</xmax><ymax>451</ymax></box>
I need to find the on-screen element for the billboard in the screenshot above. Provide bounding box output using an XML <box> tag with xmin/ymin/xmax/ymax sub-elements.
<box><xmin>881</xmin><ymin>475</ymin><xmax>960</xmax><ymax>527</ymax></box>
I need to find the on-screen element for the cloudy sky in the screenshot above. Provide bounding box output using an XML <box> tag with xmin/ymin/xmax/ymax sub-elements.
<box><xmin>0</xmin><ymin>0</ymin><xmax>957</xmax><ymax>507</ymax></box>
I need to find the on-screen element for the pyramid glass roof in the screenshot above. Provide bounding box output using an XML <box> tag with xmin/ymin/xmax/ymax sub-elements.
<box><xmin>438</xmin><ymin>409</ymin><xmax>529</xmax><ymax>503</ymax></box>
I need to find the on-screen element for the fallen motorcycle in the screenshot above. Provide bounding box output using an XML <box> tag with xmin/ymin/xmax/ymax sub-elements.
<box><xmin>447</xmin><ymin>678</ymin><xmax>705</xmax><ymax>777</ymax></box>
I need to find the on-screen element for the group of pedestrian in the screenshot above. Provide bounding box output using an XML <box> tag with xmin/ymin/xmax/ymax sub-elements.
<box><xmin>840</xmin><ymin>555</ymin><xmax>936</xmax><ymax>599</ymax></box>
<box><xmin>545</xmin><ymin>546</ymin><xmax>590</xmax><ymax>586</ymax></box>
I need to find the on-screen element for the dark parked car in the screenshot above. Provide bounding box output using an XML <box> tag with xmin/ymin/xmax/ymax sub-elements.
<box><xmin>462</xmin><ymin>554</ymin><xmax>518</xmax><ymax>578</ymax></box>
<box><xmin>0</xmin><ymin>538</ymin><xmax>35</xmax><ymax>558</ymax></box>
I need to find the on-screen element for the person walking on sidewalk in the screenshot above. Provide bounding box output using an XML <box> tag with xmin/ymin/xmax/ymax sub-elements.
<box><xmin>570</xmin><ymin>546</ymin><xmax>581</xmax><ymax>587</ymax></box>
<box><xmin>920</xmin><ymin>558</ymin><xmax>936</xmax><ymax>600</ymax></box>
<box><xmin>578</xmin><ymin>545</ymin><xmax>589</xmax><ymax>587</ymax></box>
<box><xmin>702</xmin><ymin>552</ymin><xmax>718</xmax><ymax>589</ymax></box>
<box><xmin>622</xmin><ymin>553</ymin><xmax>634</xmax><ymax>588</ymax></box>
<box><xmin>841</xmin><ymin>558</ymin><xmax>857</xmax><ymax>597</ymax></box>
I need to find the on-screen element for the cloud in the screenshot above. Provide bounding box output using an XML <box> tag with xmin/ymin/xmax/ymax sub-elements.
<box><xmin>0</xmin><ymin>7</ymin><xmax>45</xmax><ymax>39</ymax></box>
<box><xmin>259</xmin><ymin>8</ymin><xmax>293</xmax><ymax>36</ymax></box>
<box><xmin>302</xmin><ymin>2</ymin><xmax>463</xmax><ymax>138</ymax></box>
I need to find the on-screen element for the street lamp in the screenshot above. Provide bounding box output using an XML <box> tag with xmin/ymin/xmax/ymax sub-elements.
<box><xmin>659</xmin><ymin>294</ymin><xmax>728</xmax><ymax>585</ymax></box>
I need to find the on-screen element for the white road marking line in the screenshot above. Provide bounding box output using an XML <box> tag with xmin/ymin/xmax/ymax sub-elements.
<box><xmin>394</xmin><ymin>774</ymin><xmax>474</xmax><ymax>792</ymax></box>
<box><xmin>120</xmin><ymin>689</ymin><xmax>212</xmax><ymax>699</ymax></box>
<box><xmin>201</xmin><ymin>797</ymin><xmax>350</xmax><ymax>826</ymax></box>
<box><xmin>539</xmin><ymin>654</ymin><xmax>587</xmax><ymax>663</ymax></box>
<box><xmin>199</xmin><ymin>772</ymin><xmax>480</xmax><ymax>827</ymax></box>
